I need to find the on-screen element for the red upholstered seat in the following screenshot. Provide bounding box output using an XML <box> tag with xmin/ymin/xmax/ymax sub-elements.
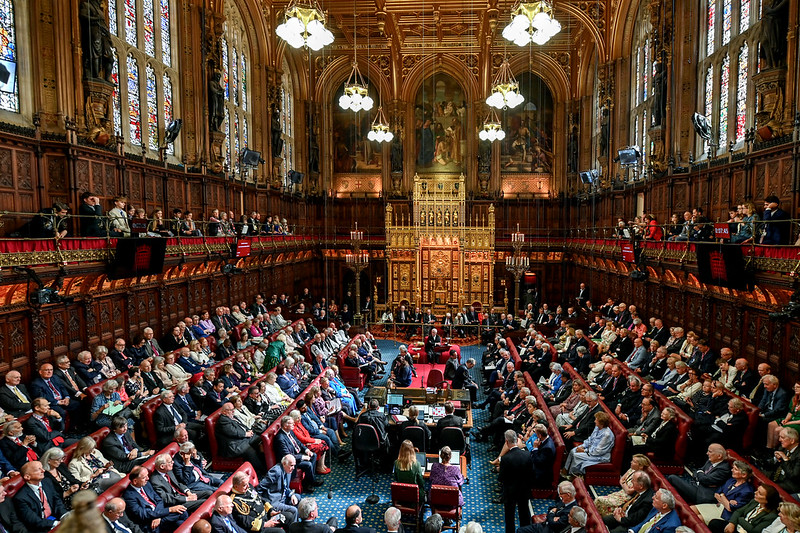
<box><xmin>391</xmin><ymin>482</ymin><xmax>423</xmax><ymax>531</ymax></box>
<box><xmin>429</xmin><ymin>485</ymin><xmax>462</xmax><ymax>531</ymax></box>
<box><xmin>572</xmin><ymin>477</ymin><xmax>608</xmax><ymax>532</ymax></box>
<box><xmin>582</xmin><ymin>400</ymin><xmax>629</xmax><ymax>486</ymax></box>
<box><xmin>524</xmin><ymin>372</ymin><xmax>566</xmax><ymax>498</ymax></box>
<box><xmin>140</xmin><ymin>397</ymin><xmax>164</xmax><ymax>447</ymax></box>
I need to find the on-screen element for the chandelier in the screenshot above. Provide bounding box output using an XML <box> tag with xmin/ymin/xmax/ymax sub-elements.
<box><xmin>339</xmin><ymin>61</ymin><xmax>374</xmax><ymax>112</ymax></box>
<box><xmin>367</xmin><ymin>107</ymin><xmax>394</xmax><ymax>143</ymax></box>
<box><xmin>486</xmin><ymin>58</ymin><xmax>524</xmax><ymax>109</ymax></box>
<box><xmin>275</xmin><ymin>0</ymin><xmax>334</xmax><ymax>51</ymax></box>
<box><xmin>478</xmin><ymin>110</ymin><xmax>506</xmax><ymax>142</ymax></box>
<box><xmin>502</xmin><ymin>0</ymin><xmax>562</xmax><ymax>46</ymax></box>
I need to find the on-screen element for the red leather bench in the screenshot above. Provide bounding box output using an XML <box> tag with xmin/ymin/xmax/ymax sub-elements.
<box><xmin>525</xmin><ymin>372</ymin><xmax>566</xmax><ymax>498</ymax></box>
<box><xmin>572</xmin><ymin>477</ymin><xmax>608</xmax><ymax>531</ymax></box>
<box><xmin>95</xmin><ymin>442</ymin><xmax>180</xmax><ymax>510</ymax></box>
<box><xmin>649</xmin><ymin>390</ymin><xmax>693</xmax><ymax>474</ymax></box>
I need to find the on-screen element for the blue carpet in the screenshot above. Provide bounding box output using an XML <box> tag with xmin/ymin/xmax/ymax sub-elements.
<box><xmin>312</xmin><ymin>340</ymin><xmax>598</xmax><ymax>531</ymax></box>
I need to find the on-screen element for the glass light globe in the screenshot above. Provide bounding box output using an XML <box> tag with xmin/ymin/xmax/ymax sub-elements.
<box><xmin>502</xmin><ymin>24</ymin><xmax>519</xmax><ymax>42</ymax></box>
<box><xmin>339</xmin><ymin>95</ymin><xmax>351</xmax><ymax>109</ymax></box>
<box><xmin>385</xmin><ymin>131</ymin><xmax>394</xmax><ymax>142</ymax></box>
<box><xmin>362</xmin><ymin>96</ymin><xmax>374</xmax><ymax>111</ymax></box>
<box><xmin>307</xmin><ymin>19</ymin><xmax>324</xmax><ymax>34</ymax></box>
<box><xmin>306</xmin><ymin>33</ymin><xmax>325</xmax><ymax>51</ymax></box>
<box><xmin>532</xmin><ymin>11</ymin><xmax>551</xmax><ymax>30</ymax></box>
<box><xmin>478</xmin><ymin>130</ymin><xmax>488</xmax><ymax>141</ymax></box>
<box><xmin>497</xmin><ymin>130</ymin><xmax>506</xmax><ymax>140</ymax></box>
<box><xmin>367</xmin><ymin>130</ymin><xmax>377</xmax><ymax>141</ymax></box>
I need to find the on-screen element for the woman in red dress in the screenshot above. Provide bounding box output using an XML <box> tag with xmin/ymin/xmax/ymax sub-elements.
<box><xmin>289</xmin><ymin>406</ymin><xmax>330</xmax><ymax>474</ymax></box>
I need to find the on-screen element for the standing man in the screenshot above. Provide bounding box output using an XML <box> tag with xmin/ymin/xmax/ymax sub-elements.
<box><xmin>497</xmin><ymin>430</ymin><xmax>531</xmax><ymax>533</ymax></box>
<box><xmin>451</xmin><ymin>358</ymin><xmax>478</xmax><ymax>403</ymax></box>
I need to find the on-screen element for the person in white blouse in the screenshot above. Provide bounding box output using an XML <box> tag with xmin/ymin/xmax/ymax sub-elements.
<box><xmin>68</xmin><ymin>436</ymin><xmax>122</xmax><ymax>491</ymax></box>
<box><xmin>188</xmin><ymin>340</ymin><xmax>212</xmax><ymax>366</ymax></box>
<box><xmin>231</xmin><ymin>394</ymin><xmax>265</xmax><ymax>433</ymax></box>
<box><xmin>761</xmin><ymin>501</ymin><xmax>800</xmax><ymax>533</ymax></box>
<box><xmin>94</xmin><ymin>346</ymin><xmax>120</xmax><ymax>379</ymax></box>
<box><xmin>262</xmin><ymin>372</ymin><xmax>292</xmax><ymax>407</ymax></box>
<box><xmin>165</xmin><ymin>351</ymin><xmax>192</xmax><ymax>383</ymax></box>
<box><xmin>153</xmin><ymin>356</ymin><xmax>176</xmax><ymax>389</ymax></box>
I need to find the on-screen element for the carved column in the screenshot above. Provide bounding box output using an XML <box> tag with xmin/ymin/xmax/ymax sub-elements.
<box><xmin>597</xmin><ymin>63</ymin><xmax>614</xmax><ymax>186</ymax></box>
<box><xmin>388</xmin><ymin>99</ymin><xmax>405</xmax><ymax>196</ymax></box>
<box><xmin>205</xmin><ymin>9</ymin><xmax>227</xmax><ymax>173</ymax></box>
<box><xmin>266</xmin><ymin>67</ymin><xmax>283</xmax><ymax>189</ymax></box>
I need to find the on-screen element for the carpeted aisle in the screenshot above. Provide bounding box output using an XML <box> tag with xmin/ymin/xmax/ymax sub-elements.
<box><xmin>312</xmin><ymin>339</ymin><xmax>601</xmax><ymax>531</ymax></box>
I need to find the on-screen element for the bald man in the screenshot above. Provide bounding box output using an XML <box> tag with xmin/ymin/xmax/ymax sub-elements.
<box><xmin>103</xmin><ymin>497</ymin><xmax>145</xmax><ymax>533</ymax></box>
<box><xmin>212</xmin><ymin>495</ymin><xmax>248</xmax><ymax>533</ymax></box>
<box><xmin>334</xmin><ymin>505</ymin><xmax>378</xmax><ymax>533</ymax></box>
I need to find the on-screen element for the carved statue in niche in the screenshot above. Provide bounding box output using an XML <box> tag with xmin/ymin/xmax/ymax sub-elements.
<box><xmin>444</xmin><ymin>210</ymin><xmax>450</xmax><ymax>226</ymax></box>
<box><xmin>599</xmin><ymin>107</ymin><xmax>610</xmax><ymax>157</ymax></box>
<box><xmin>79</xmin><ymin>0</ymin><xmax>114</xmax><ymax>81</ymax></box>
<box><xmin>760</xmin><ymin>0</ymin><xmax>790</xmax><ymax>69</ymax></box>
<box><xmin>436</xmin><ymin>210</ymin><xmax>443</xmax><ymax>226</ymax></box>
<box><xmin>478</xmin><ymin>140</ymin><xmax>491</xmax><ymax>173</ymax></box>
<box><xmin>391</xmin><ymin>131</ymin><xmax>404</xmax><ymax>173</ymax></box>
<box><xmin>652</xmin><ymin>60</ymin><xmax>667</xmax><ymax>127</ymax></box>
<box><xmin>452</xmin><ymin>209</ymin><xmax>458</xmax><ymax>226</ymax></box>
<box><xmin>567</xmin><ymin>124</ymin><xmax>578</xmax><ymax>173</ymax></box>
<box><xmin>308</xmin><ymin>113</ymin><xmax>320</xmax><ymax>174</ymax></box>
<box><xmin>420</xmin><ymin>211</ymin><xmax>426</xmax><ymax>226</ymax></box>
<box><xmin>428</xmin><ymin>210</ymin><xmax>434</xmax><ymax>227</ymax></box>
<box><xmin>208</xmin><ymin>72</ymin><xmax>225</xmax><ymax>132</ymax></box>
<box><xmin>271</xmin><ymin>106</ymin><xmax>284</xmax><ymax>158</ymax></box>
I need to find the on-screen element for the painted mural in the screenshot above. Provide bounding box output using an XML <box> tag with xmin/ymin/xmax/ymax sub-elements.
<box><xmin>331</xmin><ymin>79</ymin><xmax>383</xmax><ymax>173</ymax></box>
<box><xmin>501</xmin><ymin>72</ymin><xmax>554</xmax><ymax>173</ymax></box>
<box><xmin>413</xmin><ymin>73</ymin><xmax>467</xmax><ymax>174</ymax></box>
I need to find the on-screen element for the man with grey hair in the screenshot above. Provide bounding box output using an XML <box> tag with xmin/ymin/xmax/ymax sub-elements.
<box><xmin>452</xmin><ymin>358</ymin><xmax>478</xmax><ymax>403</ymax></box>
<box><xmin>150</xmin><ymin>452</ymin><xmax>207</xmax><ymax>509</ymax></box>
<box><xmin>257</xmin><ymin>454</ymin><xmax>300</xmax><ymax>523</ymax></box>
<box><xmin>668</xmin><ymin>443</ymin><xmax>730</xmax><ymax>504</ymax></box>
<box><xmin>173</xmin><ymin>440</ymin><xmax>222</xmax><ymax>494</ymax></box>
<box><xmin>568</xmin><ymin>506</ymin><xmax>587</xmax><ymax>532</ymax></box>
<box><xmin>498</xmin><ymin>429</ymin><xmax>532</xmax><ymax>533</ymax></box>
<box><xmin>423</xmin><ymin>513</ymin><xmax>443</xmax><ymax>533</ymax></box>
<box><xmin>103</xmin><ymin>497</ymin><xmax>144</xmax><ymax>533</ymax></box>
<box><xmin>629</xmin><ymin>488</ymin><xmax>680</xmax><ymax>533</ymax></box>
<box><xmin>142</xmin><ymin>328</ymin><xmax>165</xmax><ymax>359</ymax></box>
<box><xmin>384</xmin><ymin>507</ymin><xmax>401</xmax><ymax>533</ymax></box>
<box><xmin>603</xmin><ymin>471</ymin><xmax>654</xmax><ymax>532</ymax></box>
<box><xmin>516</xmin><ymin>481</ymin><xmax>576</xmax><ymax>533</ymax></box>
<box><xmin>289</xmin><ymin>497</ymin><xmax>338</xmax><ymax>533</ymax></box>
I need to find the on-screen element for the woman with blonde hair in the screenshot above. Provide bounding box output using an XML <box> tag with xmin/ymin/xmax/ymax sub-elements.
<box><xmin>188</xmin><ymin>339</ymin><xmax>211</xmax><ymax>366</ymax></box>
<box><xmin>56</xmin><ymin>489</ymin><xmax>106</xmax><ymax>533</ymax></box>
<box><xmin>594</xmin><ymin>454</ymin><xmax>652</xmax><ymax>515</ymax></box>
<box><xmin>393</xmin><ymin>439</ymin><xmax>425</xmax><ymax>501</ymax></box>
<box><xmin>68</xmin><ymin>437</ymin><xmax>122</xmax><ymax>491</ymax></box>
<box><xmin>152</xmin><ymin>356</ymin><xmax>175</xmax><ymax>388</ymax></box>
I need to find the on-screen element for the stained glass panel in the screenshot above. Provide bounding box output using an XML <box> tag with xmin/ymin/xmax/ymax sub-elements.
<box><xmin>233</xmin><ymin>112</ymin><xmax>240</xmax><ymax>167</ymax></box>
<box><xmin>707</xmin><ymin>0</ymin><xmax>716</xmax><ymax>55</ymax></box>
<box><xmin>643</xmin><ymin>41</ymin><xmax>649</xmax><ymax>101</ymax></box>
<box><xmin>221</xmin><ymin>37</ymin><xmax>229</xmax><ymax>100</ymax></box>
<box><xmin>0</xmin><ymin>0</ymin><xmax>19</xmax><ymax>113</ymax></box>
<box><xmin>642</xmin><ymin>110</ymin><xmax>647</xmax><ymax>158</ymax></box>
<box><xmin>704</xmin><ymin>66</ymin><xmax>713</xmax><ymax>151</ymax></box>
<box><xmin>125</xmin><ymin>0</ymin><xmax>137</xmax><ymax>46</ymax></box>
<box><xmin>241</xmin><ymin>55</ymin><xmax>247</xmax><ymax>111</ymax></box>
<box><xmin>143</xmin><ymin>0</ymin><xmax>155</xmax><ymax>57</ymax></box>
<box><xmin>634</xmin><ymin>115</ymin><xmax>639</xmax><ymax>148</ymax></box>
<box><xmin>634</xmin><ymin>50</ymin><xmax>641</xmax><ymax>106</ymax></box>
<box><xmin>109</xmin><ymin>0</ymin><xmax>118</xmax><ymax>36</ymax></box>
<box><xmin>739</xmin><ymin>0</ymin><xmax>750</xmax><ymax>32</ymax></box>
<box><xmin>719</xmin><ymin>54</ymin><xmax>729</xmax><ymax>146</ymax></box>
<box><xmin>231</xmin><ymin>47</ymin><xmax>238</xmax><ymax>106</ymax></box>
<box><xmin>242</xmin><ymin>117</ymin><xmax>248</xmax><ymax>147</ymax></box>
<box><xmin>127</xmin><ymin>55</ymin><xmax>141</xmax><ymax>145</ymax></box>
<box><xmin>111</xmin><ymin>50</ymin><xmax>121</xmax><ymax>135</ymax></box>
<box><xmin>146</xmin><ymin>64</ymin><xmax>158</xmax><ymax>150</ymax></box>
<box><xmin>164</xmin><ymin>73</ymin><xmax>173</xmax><ymax>154</ymax></box>
<box><xmin>224</xmin><ymin>107</ymin><xmax>231</xmax><ymax>168</ymax></box>
<box><xmin>160</xmin><ymin>0</ymin><xmax>171</xmax><ymax>66</ymax></box>
<box><xmin>736</xmin><ymin>44</ymin><xmax>748</xmax><ymax>142</ymax></box>
<box><xmin>722</xmin><ymin>0</ymin><xmax>732</xmax><ymax>44</ymax></box>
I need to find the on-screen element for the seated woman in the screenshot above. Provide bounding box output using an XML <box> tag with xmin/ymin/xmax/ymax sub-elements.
<box><xmin>550</xmin><ymin>381</ymin><xmax>584</xmax><ymax>420</ymax></box>
<box><xmin>309</xmin><ymin>385</ymin><xmax>347</xmax><ymax>443</ymax></box>
<box><xmin>285</xmin><ymin>356</ymin><xmax>308</xmax><ymax>389</ymax></box>
<box><xmin>400</xmin><ymin>406</ymin><xmax>432</xmax><ymax>450</ymax></box>
<box><xmin>220</xmin><ymin>363</ymin><xmax>243</xmax><ymax>395</ymax></box>
<box><xmin>289</xmin><ymin>409</ymin><xmax>329</xmax><ymax>474</ymax></box>
<box><xmin>630</xmin><ymin>406</ymin><xmax>679</xmax><ymax>460</ymax></box>
<box><xmin>91</xmin><ymin>380</ymin><xmax>134</xmax><ymax>428</ymax></box>
<box><xmin>389</xmin><ymin>356</ymin><xmax>413</xmax><ymax>388</ymax></box>
<box><xmin>428</xmin><ymin>446</ymin><xmax>464</xmax><ymax>507</ymax></box>
<box><xmin>282</xmin><ymin>330</ymin><xmax>301</xmax><ymax>355</ymax></box>
<box><xmin>236</xmin><ymin>330</ymin><xmax>252</xmax><ymax>351</ymax></box>
<box><xmin>249</xmin><ymin>317</ymin><xmax>265</xmax><ymax>344</ymax></box>
<box><xmin>394</xmin><ymin>439</ymin><xmax>425</xmax><ymax>502</ymax></box>
<box><xmin>693</xmin><ymin>460</ymin><xmax>755</xmax><ymax>524</ymax></box>
<box><xmin>708</xmin><ymin>484</ymin><xmax>780</xmax><ymax>533</ymax></box>
<box><xmin>562</xmin><ymin>411</ymin><xmax>615</xmax><ymax>476</ymax></box>
<box><xmin>594</xmin><ymin>454</ymin><xmax>652</xmax><ymax>516</ymax></box>
<box><xmin>275</xmin><ymin>363</ymin><xmax>302</xmax><ymax>398</ymax></box>
<box><xmin>94</xmin><ymin>346</ymin><xmax>120</xmax><ymax>379</ymax></box>
<box><xmin>556</xmin><ymin>388</ymin><xmax>590</xmax><ymax>428</ymax></box>
<box><xmin>166</xmin><ymin>351</ymin><xmax>193</xmax><ymax>383</ymax></box>
<box><xmin>730</xmin><ymin>201</ymin><xmax>760</xmax><ymax>244</ymax></box>
<box><xmin>230</xmin><ymin>394</ymin><xmax>267</xmax><ymax>434</ymax></box>
<box><xmin>320</xmin><ymin>377</ymin><xmax>357</xmax><ymax>423</ymax></box>
<box><xmin>761</xmin><ymin>502</ymin><xmax>800</xmax><ymax>533</ymax></box>
<box><xmin>41</xmin><ymin>447</ymin><xmax>82</xmax><ymax>510</ymax></box>
<box><xmin>262</xmin><ymin>372</ymin><xmax>292</xmax><ymax>408</ymax></box>
<box><xmin>325</xmin><ymin>366</ymin><xmax>360</xmax><ymax>415</ymax></box>
<box><xmin>68</xmin><ymin>436</ymin><xmax>123</xmax><ymax>491</ymax></box>
<box><xmin>488</xmin><ymin>401</ymin><xmax>542</xmax><ymax>467</ymax></box>
<box><xmin>152</xmin><ymin>356</ymin><xmax>176</xmax><ymax>389</ymax></box>
<box><xmin>199</xmin><ymin>336</ymin><xmax>216</xmax><ymax>361</ymax></box>
<box><xmin>188</xmin><ymin>339</ymin><xmax>211</xmax><ymax>366</ymax></box>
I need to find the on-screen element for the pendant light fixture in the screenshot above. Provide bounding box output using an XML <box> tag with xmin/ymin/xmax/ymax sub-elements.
<box><xmin>486</xmin><ymin>58</ymin><xmax>525</xmax><ymax>109</ymax></box>
<box><xmin>275</xmin><ymin>0</ymin><xmax>334</xmax><ymax>51</ymax></box>
<box><xmin>502</xmin><ymin>0</ymin><xmax>562</xmax><ymax>46</ymax></box>
<box><xmin>478</xmin><ymin>110</ymin><xmax>506</xmax><ymax>142</ymax></box>
<box><xmin>338</xmin><ymin>2</ymin><xmax>373</xmax><ymax>112</ymax></box>
<box><xmin>367</xmin><ymin>106</ymin><xmax>393</xmax><ymax>143</ymax></box>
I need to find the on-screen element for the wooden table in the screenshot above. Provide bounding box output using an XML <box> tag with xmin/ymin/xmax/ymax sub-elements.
<box><xmin>422</xmin><ymin>453</ymin><xmax>468</xmax><ymax>479</ymax></box>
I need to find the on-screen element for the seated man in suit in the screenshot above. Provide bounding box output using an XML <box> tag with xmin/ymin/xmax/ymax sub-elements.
<box><xmin>124</xmin><ymin>466</ymin><xmax>189</xmax><ymax>533</ymax></box>
<box><xmin>217</xmin><ymin>403</ymin><xmax>267</xmax><ymax>475</ymax></box>
<box><xmin>767</xmin><ymin>426</ymin><xmax>800</xmax><ymax>494</ymax></box>
<box><xmin>53</xmin><ymin>355</ymin><xmax>87</xmax><ymax>399</ymax></box>
<box><xmin>211</xmin><ymin>495</ymin><xmax>250</xmax><ymax>533</ymax></box>
<box><xmin>334</xmin><ymin>505</ymin><xmax>377</xmax><ymax>533</ymax></box>
<box><xmin>73</xmin><ymin>350</ymin><xmax>104</xmax><ymax>386</ymax></box>
<box><xmin>286</xmin><ymin>498</ymin><xmax>338</xmax><ymax>533</ymax></box>
<box><xmin>103</xmin><ymin>497</ymin><xmax>146</xmax><ymax>533</ymax></box>
<box><xmin>628</xmin><ymin>488</ymin><xmax>681</xmax><ymax>533</ymax></box>
<box><xmin>173</xmin><ymin>441</ymin><xmax>223</xmax><ymax>495</ymax></box>
<box><xmin>516</xmin><ymin>480</ymin><xmax>576</xmax><ymax>533</ymax></box>
<box><xmin>14</xmin><ymin>461</ymin><xmax>67</xmax><ymax>532</ymax></box>
<box><xmin>150</xmin><ymin>453</ymin><xmax>209</xmax><ymax>511</ymax></box>
<box><xmin>274</xmin><ymin>416</ymin><xmax>322</xmax><ymax>493</ymax></box>
<box><xmin>154</xmin><ymin>390</ymin><xmax>203</xmax><ymax>448</ymax></box>
<box><xmin>692</xmin><ymin>397</ymin><xmax>749</xmax><ymax>457</ymax></box>
<box><xmin>0</xmin><ymin>484</ymin><xmax>25</xmax><ymax>533</ymax></box>
<box><xmin>353</xmin><ymin>400</ymin><xmax>390</xmax><ymax>470</ymax></box>
<box><xmin>30</xmin><ymin>363</ymin><xmax>80</xmax><ymax>418</ymax></box>
<box><xmin>0</xmin><ymin>370</ymin><xmax>32</xmax><ymax>417</ymax></box>
<box><xmin>257</xmin><ymin>455</ymin><xmax>301</xmax><ymax>524</ymax></box>
<box><xmin>102</xmin><ymin>417</ymin><xmax>155</xmax><ymax>473</ymax></box>
<box><xmin>566</xmin><ymin>507</ymin><xmax>587</xmax><ymax>533</ymax></box>
<box><xmin>667</xmin><ymin>443</ymin><xmax>731</xmax><ymax>504</ymax></box>
<box><xmin>425</xmin><ymin>328</ymin><xmax>443</xmax><ymax>362</ymax></box>
<box><xmin>231</xmin><ymin>471</ymin><xmax>288</xmax><ymax>533</ymax></box>
<box><xmin>630</xmin><ymin>407</ymin><xmax>679</xmax><ymax>461</ymax></box>
<box><xmin>602</xmin><ymin>471</ymin><xmax>655</xmax><ymax>532</ymax></box>
<box><xmin>24</xmin><ymin>398</ymin><xmax>75</xmax><ymax>455</ymax></box>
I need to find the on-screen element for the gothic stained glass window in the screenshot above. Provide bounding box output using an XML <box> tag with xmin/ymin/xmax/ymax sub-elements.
<box><xmin>736</xmin><ymin>44</ymin><xmax>748</xmax><ymax>142</ymax></box>
<box><xmin>143</xmin><ymin>0</ymin><xmax>155</xmax><ymax>57</ymax></box>
<box><xmin>109</xmin><ymin>0</ymin><xmax>118</xmax><ymax>36</ymax></box>
<box><xmin>163</xmin><ymin>73</ymin><xmax>173</xmax><ymax>154</ymax></box>
<box><xmin>0</xmin><ymin>0</ymin><xmax>19</xmax><ymax>113</ymax></box>
<box><xmin>707</xmin><ymin>0</ymin><xmax>716</xmax><ymax>55</ymax></box>
<box><xmin>280</xmin><ymin>64</ymin><xmax>294</xmax><ymax>183</ymax></box>
<box><xmin>719</xmin><ymin>55</ymin><xmax>730</xmax><ymax>145</ymax></box>
<box><xmin>241</xmin><ymin>55</ymin><xmax>247</xmax><ymax>111</ymax></box>
<box><xmin>127</xmin><ymin>55</ymin><xmax>141</xmax><ymax>145</ymax></box>
<box><xmin>231</xmin><ymin>47</ymin><xmax>238</xmax><ymax>106</ymax></box>
<box><xmin>233</xmin><ymin>112</ymin><xmax>240</xmax><ymax>165</ymax></box>
<box><xmin>146</xmin><ymin>64</ymin><xmax>158</xmax><ymax>150</ymax></box>
<box><xmin>643</xmin><ymin>41</ymin><xmax>650</xmax><ymax>101</ymax></box>
<box><xmin>111</xmin><ymin>50</ymin><xmax>121</xmax><ymax>135</ymax></box>
<box><xmin>224</xmin><ymin>107</ymin><xmax>231</xmax><ymax>167</ymax></box>
<box><xmin>125</xmin><ymin>0</ymin><xmax>137</xmax><ymax>46</ymax></box>
<box><xmin>722</xmin><ymin>0</ymin><xmax>732</xmax><ymax>44</ymax></box>
<box><xmin>739</xmin><ymin>0</ymin><xmax>750</xmax><ymax>32</ymax></box>
<box><xmin>160</xmin><ymin>0</ymin><xmax>171</xmax><ymax>66</ymax></box>
<box><xmin>109</xmin><ymin>0</ymin><xmax>178</xmax><ymax>154</ymax></box>
<box><xmin>704</xmin><ymin>66</ymin><xmax>713</xmax><ymax>151</ymax></box>
<box><xmin>220</xmin><ymin>2</ymin><xmax>251</xmax><ymax>178</ymax></box>
<box><xmin>221</xmin><ymin>37</ymin><xmax>229</xmax><ymax>99</ymax></box>
<box><xmin>634</xmin><ymin>50</ymin><xmax>641</xmax><ymax>106</ymax></box>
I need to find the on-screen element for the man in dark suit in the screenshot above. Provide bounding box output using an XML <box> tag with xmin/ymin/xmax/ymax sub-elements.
<box><xmin>257</xmin><ymin>456</ymin><xmax>301</xmax><ymax>523</ymax></box>
<box><xmin>162</xmin><ymin>326</ymin><xmax>188</xmax><ymax>353</ymax></box>
<box><xmin>602</xmin><ymin>471</ymin><xmax>655</xmax><ymax>532</ymax></box>
<box><xmin>123</xmin><ymin>466</ymin><xmax>189</xmax><ymax>533</ymax></box>
<box><xmin>102</xmin><ymin>497</ymin><xmax>146</xmax><ymax>533</ymax></box>
<box><xmin>451</xmin><ymin>358</ymin><xmax>478</xmax><ymax>403</ymax></box>
<box><xmin>154</xmin><ymin>391</ymin><xmax>202</xmax><ymax>448</ymax></box>
<box><xmin>562</xmin><ymin>392</ymin><xmax>601</xmax><ymax>445</ymax></box>
<box><xmin>24</xmin><ymin>398</ymin><xmax>75</xmax><ymax>455</ymax></box>
<box><xmin>173</xmin><ymin>441</ymin><xmax>222</xmax><ymax>494</ymax></box>
<box><xmin>760</xmin><ymin>195</ymin><xmax>792</xmax><ymax>244</ymax></box>
<box><xmin>217</xmin><ymin>403</ymin><xmax>267</xmax><ymax>474</ymax></box>
<box><xmin>0</xmin><ymin>370</ymin><xmax>32</xmax><ymax>417</ymax></box>
<box><xmin>150</xmin><ymin>453</ymin><xmax>209</xmax><ymax>511</ymax></box>
<box><xmin>530</xmin><ymin>425</ymin><xmax>556</xmax><ymax>489</ymax></box>
<box><xmin>425</xmin><ymin>328</ymin><xmax>442</xmax><ymax>361</ymax></box>
<box><xmin>515</xmin><ymin>480</ymin><xmax>576</xmax><ymax>533</ymax></box>
<box><xmin>575</xmin><ymin>283</ymin><xmax>589</xmax><ymax>308</ymax></box>
<box><xmin>0</xmin><ymin>483</ymin><xmax>26</xmax><ymax>533</ymax></box>
<box><xmin>628</xmin><ymin>489</ymin><xmax>681</xmax><ymax>533</ymax></box>
<box><xmin>694</xmin><ymin>398</ymin><xmax>749</xmax><ymax>453</ymax></box>
<box><xmin>73</xmin><ymin>350</ymin><xmax>104</xmax><ymax>385</ymax></box>
<box><xmin>274</xmin><ymin>416</ymin><xmax>321</xmax><ymax>493</ymax></box>
<box><xmin>109</xmin><ymin>338</ymin><xmax>135</xmax><ymax>371</ymax></box>
<box><xmin>102</xmin><ymin>417</ymin><xmax>155</xmax><ymax>473</ymax></box>
<box><xmin>668</xmin><ymin>443</ymin><xmax>731</xmax><ymax>504</ymax></box>
<box><xmin>628</xmin><ymin>397</ymin><xmax>661</xmax><ymax>437</ymax></box>
<box><xmin>286</xmin><ymin>498</ymin><xmax>338</xmax><ymax>533</ymax></box>
<box><xmin>770</xmin><ymin>426</ymin><xmax>800</xmax><ymax>494</ymax></box>
<box><xmin>497</xmin><ymin>430</ymin><xmax>532</xmax><ymax>533</ymax></box>
<box><xmin>759</xmin><ymin>375</ymin><xmax>790</xmax><ymax>423</ymax></box>
<box><xmin>29</xmin><ymin>363</ymin><xmax>80</xmax><ymax>418</ymax></box>
<box><xmin>334</xmin><ymin>505</ymin><xmax>377</xmax><ymax>533</ymax></box>
<box><xmin>13</xmin><ymin>461</ymin><xmax>67</xmax><ymax>532</ymax></box>
<box><xmin>211</xmin><ymin>494</ymin><xmax>250</xmax><ymax>533</ymax></box>
<box><xmin>566</xmin><ymin>507</ymin><xmax>587</xmax><ymax>533</ymax></box>
<box><xmin>53</xmin><ymin>355</ymin><xmax>87</xmax><ymax>398</ymax></box>
<box><xmin>140</xmin><ymin>359</ymin><xmax>165</xmax><ymax>395</ymax></box>
<box><xmin>731</xmin><ymin>358</ymin><xmax>757</xmax><ymax>398</ymax></box>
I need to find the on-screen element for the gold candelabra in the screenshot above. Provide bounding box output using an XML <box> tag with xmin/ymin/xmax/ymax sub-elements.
<box><xmin>346</xmin><ymin>223</ymin><xmax>369</xmax><ymax>324</ymax></box>
<box><xmin>505</xmin><ymin>224</ymin><xmax>528</xmax><ymax>313</ymax></box>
